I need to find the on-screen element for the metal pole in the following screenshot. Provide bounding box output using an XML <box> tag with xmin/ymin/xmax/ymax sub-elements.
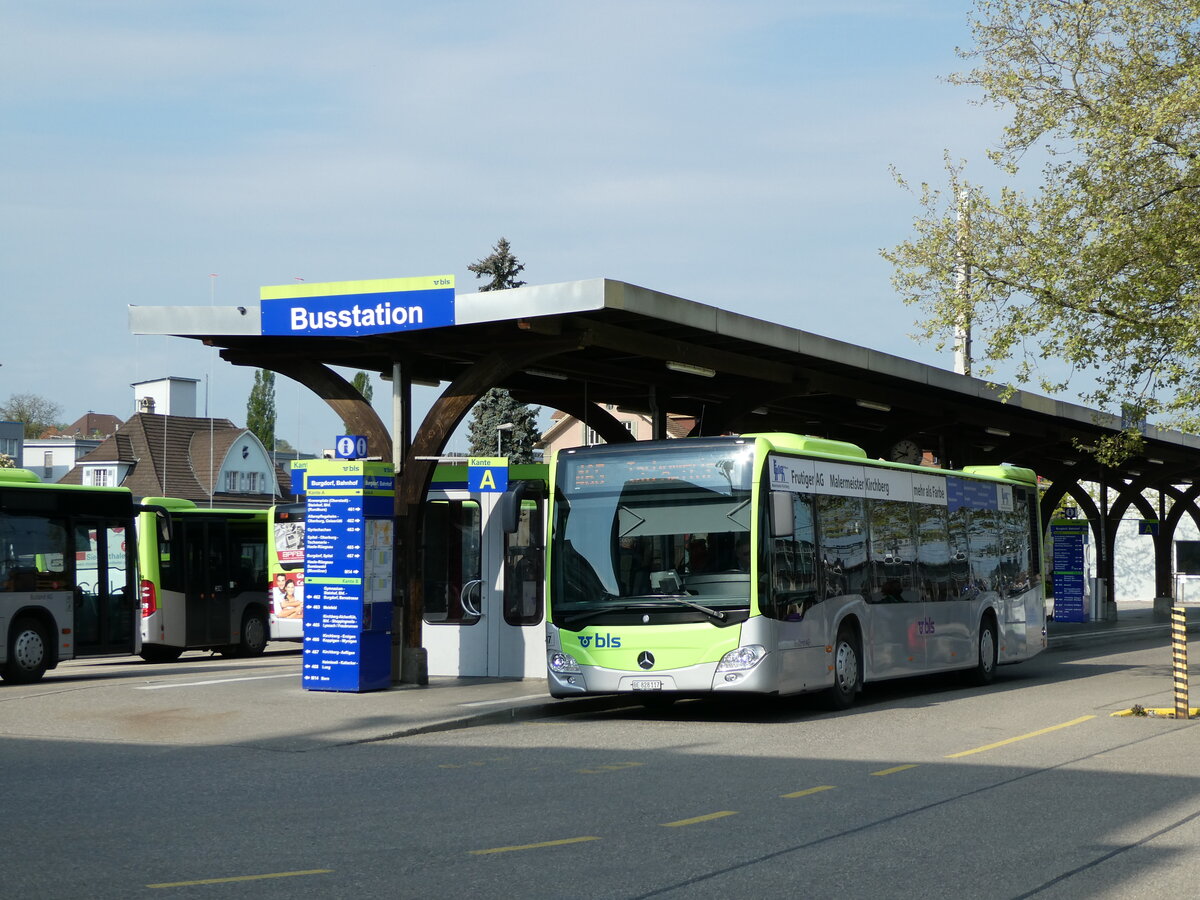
<box><xmin>954</xmin><ymin>187</ymin><xmax>972</xmax><ymax>377</ymax></box>
<box><xmin>1172</xmin><ymin>604</ymin><xmax>1190</xmax><ymax>719</ymax></box>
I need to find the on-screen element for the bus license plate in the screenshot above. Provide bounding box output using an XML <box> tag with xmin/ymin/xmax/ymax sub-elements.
<box><xmin>631</xmin><ymin>680</ymin><xmax>663</xmax><ymax>691</ymax></box>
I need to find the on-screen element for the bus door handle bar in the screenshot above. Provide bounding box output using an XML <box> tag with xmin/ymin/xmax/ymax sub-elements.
<box><xmin>461</xmin><ymin>579</ymin><xmax>483</xmax><ymax>618</ymax></box>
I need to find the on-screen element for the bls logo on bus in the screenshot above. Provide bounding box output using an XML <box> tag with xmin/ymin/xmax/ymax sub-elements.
<box><xmin>578</xmin><ymin>633</ymin><xmax>621</xmax><ymax>649</ymax></box>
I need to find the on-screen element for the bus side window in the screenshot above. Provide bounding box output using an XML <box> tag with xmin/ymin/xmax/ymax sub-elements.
<box><xmin>817</xmin><ymin>494</ymin><xmax>868</xmax><ymax>600</ymax></box>
<box><xmin>867</xmin><ymin>499</ymin><xmax>918</xmax><ymax>604</ymax></box>
<box><xmin>768</xmin><ymin>494</ymin><xmax>819</xmax><ymax>620</ymax></box>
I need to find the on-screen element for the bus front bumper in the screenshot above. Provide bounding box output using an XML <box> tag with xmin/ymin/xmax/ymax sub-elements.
<box><xmin>548</xmin><ymin>651</ymin><xmax>780</xmax><ymax>698</ymax></box>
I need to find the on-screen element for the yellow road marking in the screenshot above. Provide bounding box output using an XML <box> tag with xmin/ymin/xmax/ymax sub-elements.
<box><xmin>945</xmin><ymin>715</ymin><xmax>1096</xmax><ymax>758</ymax></box>
<box><xmin>871</xmin><ymin>764</ymin><xmax>918</xmax><ymax>776</ymax></box>
<box><xmin>578</xmin><ymin>762</ymin><xmax>644</xmax><ymax>774</ymax></box>
<box><xmin>661</xmin><ymin>811</ymin><xmax>739</xmax><ymax>827</ymax></box>
<box><xmin>1112</xmin><ymin>707</ymin><xmax>1199</xmax><ymax>718</ymax></box>
<box><xmin>148</xmin><ymin>869</ymin><xmax>332</xmax><ymax>888</ymax></box>
<box><xmin>471</xmin><ymin>836</ymin><xmax>600</xmax><ymax>855</ymax></box>
<box><xmin>782</xmin><ymin>785</ymin><xmax>836</xmax><ymax>798</ymax></box>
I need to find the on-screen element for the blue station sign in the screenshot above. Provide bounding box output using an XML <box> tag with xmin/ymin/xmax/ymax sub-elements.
<box><xmin>467</xmin><ymin>457</ymin><xmax>509</xmax><ymax>493</ymax></box>
<box><xmin>260</xmin><ymin>275</ymin><xmax>455</xmax><ymax>337</ymax></box>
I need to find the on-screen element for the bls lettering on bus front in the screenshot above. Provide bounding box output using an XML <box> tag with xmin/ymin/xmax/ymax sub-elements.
<box><xmin>578</xmin><ymin>634</ymin><xmax>622</xmax><ymax>648</ymax></box>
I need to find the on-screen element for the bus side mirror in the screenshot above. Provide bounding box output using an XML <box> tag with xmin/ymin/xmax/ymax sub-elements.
<box><xmin>770</xmin><ymin>491</ymin><xmax>794</xmax><ymax>538</ymax></box>
<box><xmin>500</xmin><ymin>482</ymin><xmax>527</xmax><ymax>535</ymax></box>
<box><xmin>501</xmin><ymin>481</ymin><xmax>545</xmax><ymax>549</ymax></box>
<box><xmin>139</xmin><ymin>504</ymin><xmax>172</xmax><ymax>543</ymax></box>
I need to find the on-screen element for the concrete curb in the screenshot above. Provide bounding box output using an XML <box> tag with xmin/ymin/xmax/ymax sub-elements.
<box><xmin>346</xmin><ymin>694</ymin><xmax>644</xmax><ymax>745</ymax></box>
<box><xmin>1048</xmin><ymin>619</ymin><xmax>1200</xmax><ymax>652</ymax></box>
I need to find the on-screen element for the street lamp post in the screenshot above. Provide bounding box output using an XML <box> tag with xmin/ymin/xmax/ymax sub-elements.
<box><xmin>496</xmin><ymin>422</ymin><xmax>514</xmax><ymax>456</ymax></box>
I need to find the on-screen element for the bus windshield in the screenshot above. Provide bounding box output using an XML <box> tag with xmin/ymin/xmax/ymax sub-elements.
<box><xmin>550</xmin><ymin>441</ymin><xmax>755</xmax><ymax>628</ymax></box>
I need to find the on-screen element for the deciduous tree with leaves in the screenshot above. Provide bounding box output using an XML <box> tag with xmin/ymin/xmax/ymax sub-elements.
<box><xmin>0</xmin><ymin>393</ymin><xmax>62</xmax><ymax>438</ymax></box>
<box><xmin>245</xmin><ymin>369</ymin><xmax>276</xmax><ymax>450</ymax></box>
<box><xmin>884</xmin><ymin>0</ymin><xmax>1200</xmax><ymax>460</ymax></box>
<box><xmin>351</xmin><ymin>371</ymin><xmax>374</xmax><ymax>404</ymax></box>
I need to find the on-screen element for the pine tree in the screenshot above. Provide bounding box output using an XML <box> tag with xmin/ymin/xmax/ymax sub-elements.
<box><xmin>467</xmin><ymin>388</ymin><xmax>540</xmax><ymax>463</ymax></box>
<box><xmin>245</xmin><ymin>369</ymin><xmax>276</xmax><ymax>450</ymax></box>
<box><xmin>467</xmin><ymin>237</ymin><xmax>526</xmax><ymax>292</ymax></box>
<box><xmin>465</xmin><ymin>239</ymin><xmax>539</xmax><ymax>460</ymax></box>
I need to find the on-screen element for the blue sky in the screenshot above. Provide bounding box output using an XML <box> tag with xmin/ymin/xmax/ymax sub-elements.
<box><xmin>2</xmin><ymin>1</ymin><xmax>1006</xmax><ymax>454</ymax></box>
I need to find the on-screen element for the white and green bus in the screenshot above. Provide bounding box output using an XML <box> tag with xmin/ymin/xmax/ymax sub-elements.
<box><xmin>546</xmin><ymin>434</ymin><xmax>1045</xmax><ymax>707</ymax></box>
<box><xmin>0</xmin><ymin>468</ymin><xmax>138</xmax><ymax>683</ymax></box>
<box><xmin>136</xmin><ymin>498</ymin><xmax>270</xmax><ymax>662</ymax></box>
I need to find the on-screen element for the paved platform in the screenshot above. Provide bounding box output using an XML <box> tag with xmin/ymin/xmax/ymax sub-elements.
<box><xmin>1045</xmin><ymin>599</ymin><xmax>1200</xmax><ymax>651</ymax></box>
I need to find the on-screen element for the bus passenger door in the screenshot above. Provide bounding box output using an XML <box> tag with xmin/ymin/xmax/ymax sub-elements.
<box><xmin>73</xmin><ymin>520</ymin><xmax>136</xmax><ymax>656</ymax></box>
<box><xmin>183</xmin><ymin>520</ymin><xmax>232</xmax><ymax>648</ymax></box>
<box><xmin>864</xmin><ymin>499</ymin><xmax>928</xmax><ymax>678</ymax></box>
<box><xmin>422</xmin><ymin>492</ymin><xmax>487</xmax><ymax>676</ymax></box>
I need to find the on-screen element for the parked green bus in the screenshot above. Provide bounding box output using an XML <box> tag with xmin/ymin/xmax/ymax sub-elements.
<box><xmin>137</xmin><ymin>498</ymin><xmax>269</xmax><ymax>662</ymax></box>
<box><xmin>546</xmin><ymin>434</ymin><xmax>1045</xmax><ymax>707</ymax></box>
<box><xmin>0</xmin><ymin>468</ymin><xmax>138</xmax><ymax>683</ymax></box>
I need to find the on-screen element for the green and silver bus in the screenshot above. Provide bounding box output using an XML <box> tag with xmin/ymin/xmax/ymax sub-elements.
<box><xmin>546</xmin><ymin>434</ymin><xmax>1045</xmax><ymax>707</ymax></box>
<box><xmin>0</xmin><ymin>468</ymin><xmax>138</xmax><ymax>683</ymax></box>
<box><xmin>137</xmin><ymin>498</ymin><xmax>270</xmax><ymax>662</ymax></box>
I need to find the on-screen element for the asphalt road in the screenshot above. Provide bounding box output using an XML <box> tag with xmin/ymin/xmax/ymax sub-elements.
<box><xmin>3</xmin><ymin>638</ymin><xmax>1200</xmax><ymax>898</ymax></box>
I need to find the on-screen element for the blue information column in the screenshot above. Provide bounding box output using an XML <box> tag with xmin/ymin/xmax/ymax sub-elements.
<box><xmin>1050</xmin><ymin>521</ymin><xmax>1089</xmax><ymax>623</ymax></box>
<box><xmin>301</xmin><ymin>459</ymin><xmax>395</xmax><ymax>692</ymax></box>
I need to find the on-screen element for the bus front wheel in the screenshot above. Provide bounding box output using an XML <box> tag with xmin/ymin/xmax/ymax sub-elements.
<box><xmin>3</xmin><ymin>617</ymin><xmax>50</xmax><ymax>684</ymax></box>
<box><xmin>970</xmin><ymin>618</ymin><xmax>998</xmax><ymax>686</ymax></box>
<box><xmin>824</xmin><ymin>625</ymin><xmax>861</xmax><ymax>710</ymax></box>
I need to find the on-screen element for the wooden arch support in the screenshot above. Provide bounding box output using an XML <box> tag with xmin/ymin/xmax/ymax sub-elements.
<box><xmin>220</xmin><ymin>352</ymin><xmax>392</xmax><ymax>459</ymax></box>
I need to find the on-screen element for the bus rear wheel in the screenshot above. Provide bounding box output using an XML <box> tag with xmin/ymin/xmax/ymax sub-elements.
<box><xmin>3</xmin><ymin>617</ymin><xmax>50</xmax><ymax>684</ymax></box>
<box><xmin>234</xmin><ymin>610</ymin><xmax>267</xmax><ymax>658</ymax></box>
<box><xmin>823</xmin><ymin>625</ymin><xmax>860</xmax><ymax>710</ymax></box>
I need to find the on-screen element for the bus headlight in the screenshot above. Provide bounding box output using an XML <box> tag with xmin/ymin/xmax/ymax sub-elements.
<box><xmin>548</xmin><ymin>651</ymin><xmax>582</xmax><ymax>674</ymax></box>
<box><xmin>716</xmin><ymin>645</ymin><xmax>766</xmax><ymax>672</ymax></box>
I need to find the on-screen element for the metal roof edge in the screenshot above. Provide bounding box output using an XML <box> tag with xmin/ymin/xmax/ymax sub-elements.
<box><xmin>129</xmin><ymin>304</ymin><xmax>260</xmax><ymax>336</ymax></box>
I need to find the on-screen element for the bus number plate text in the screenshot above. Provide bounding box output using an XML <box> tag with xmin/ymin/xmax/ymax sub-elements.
<box><xmin>631</xmin><ymin>680</ymin><xmax>663</xmax><ymax>691</ymax></box>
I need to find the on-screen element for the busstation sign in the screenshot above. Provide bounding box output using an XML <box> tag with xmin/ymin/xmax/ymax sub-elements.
<box><xmin>260</xmin><ymin>275</ymin><xmax>455</xmax><ymax>337</ymax></box>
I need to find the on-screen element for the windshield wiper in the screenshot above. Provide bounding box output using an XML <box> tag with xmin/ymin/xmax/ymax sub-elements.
<box><xmin>561</xmin><ymin>593</ymin><xmax>727</xmax><ymax>627</ymax></box>
<box><xmin>561</xmin><ymin>601</ymin><xmax>653</xmax><ymax>628</ymax></box>
<box><xmin>653</xmin><ymin>593</ymin><xmax>728</xmax><ymax>621</ymax></box>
